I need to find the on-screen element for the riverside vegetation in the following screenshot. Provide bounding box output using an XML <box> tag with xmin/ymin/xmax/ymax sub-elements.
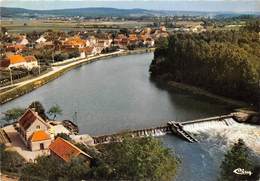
<box><xmin>150</xmin><ymin>20</ymin><xmax>260</xmax><ymax>107</ymax></box>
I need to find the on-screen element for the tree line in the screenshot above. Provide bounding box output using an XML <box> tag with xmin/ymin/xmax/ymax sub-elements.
<box><xmin>150</xmin><ymin>21</ymin><xmax>260</xmax><ymax>106</ymax></box>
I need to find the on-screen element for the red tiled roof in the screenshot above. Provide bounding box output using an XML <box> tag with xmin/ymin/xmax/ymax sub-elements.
<box><xmin>49</xmin><ymin>137</ymin><xmax>92</xmax><ymax>162</ymax></box>
<box><xmin>64</xmin><ymin>37</ymin><xmax>86</xmax><ymax>46</ymax></box>
<box><xmin>0</xmin><ymin>60</ymin><xmax>10</xmax><ymax>68</ymax></box>
<box><xmin>24</xmin><ymin>56</ymin><xmax>37</xmax><ymax>63</ymax></box>
<box><xmin>30</xmin><ymin>130</ymin><xmax>50</xmax><ymax>142</ymax></box>
<box><xmin>5</xmin><ymin>45</ymin><xmax>27</xmax><ymax>53</ymax></box>
<box><xmin>18</xmin><ymin>109</ymin><xmax>49</xmax><ymax>130</ymax></box>
<box><xmin>8</xmin><ymin>55</ymin><xmax>26</xmax><ymax>64</ymax></box>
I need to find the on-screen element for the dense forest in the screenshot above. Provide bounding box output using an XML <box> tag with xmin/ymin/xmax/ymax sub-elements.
<box><xmin>150</xmin><ymin>21</ymin><xmax>260</xmax><ymax>106</ymax></box>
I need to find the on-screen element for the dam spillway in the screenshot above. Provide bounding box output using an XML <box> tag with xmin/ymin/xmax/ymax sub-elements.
<box><xmin>182</xmin><ymin>116</ymin><xmax>237</xmax><ymax>133</ymax></box>
<box><xmin>92</xmin><ymin>113</ymin><xmax>239</xmax><ymax>145</ymax></box>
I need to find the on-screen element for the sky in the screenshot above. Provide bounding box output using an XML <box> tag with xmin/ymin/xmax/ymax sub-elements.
<box><xmin>0</xmin><ymin>0</ymin><xmax>259</xmax><ymax>12</ymax></box>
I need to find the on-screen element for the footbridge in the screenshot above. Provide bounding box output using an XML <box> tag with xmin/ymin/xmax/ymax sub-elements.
<box><xmin>167</xmin><ymin>121</ymin><xmax>198</xmax><ymax>143</ymax></box>
<box><xmin>92</xmin><ymin>113</ymin><xmax>239</xmax><ymax>145</ymax></box>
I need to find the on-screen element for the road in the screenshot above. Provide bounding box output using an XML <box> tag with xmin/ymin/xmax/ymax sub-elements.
<box><xmin>0</xmin><ymin>50</ymin><xmax>125</xmax><ymax>92</ymax></box>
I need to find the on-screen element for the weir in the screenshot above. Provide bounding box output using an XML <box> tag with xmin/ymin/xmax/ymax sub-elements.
<box><xmin>93</xmin><ymin>126</ymin><xmax>170</xmax><ymax>144</ymax></box>
<box><xmin>92</xmin><ymin>113</ymin><xmax>239</xmax><ymax>145</ymax></box>
<box><xmin>182</xmin><ymin>114</ymin><xmax>236</xmax><ymax>133</ymax></box>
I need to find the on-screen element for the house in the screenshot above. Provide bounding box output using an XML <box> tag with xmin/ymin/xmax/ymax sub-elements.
<box><xmin>80</xmin><ymin>47</ymin><xmax>98</xmax><ymax>56</ymax></box>
<box><xmin>142</xmin><ymin>27</ymin><xmax>152</xmax><ymax>35</ymax></box>
<box><xmin>1</xmin><ymin>54</ymin><xmax>25</xmax><ymax>69</ymax></box>
<box><xmin>36</xmin><ymin>36</ymin><xmax>47</xmax><ymax>44</ymax></box>
<box><xmin>160</xmin><ymin>26</ymin><xmax>167</xmax><ymax>32</ymax></box>
<box><xmin>24</xmin><ymin>55</ymin><xmax>39</xmax><ymax>69</ymax></box>
<box><xmin>128</xmin><ymin>34</ymin><xmax>138</xmax><ymax>45</ymax></box>
<box><xmin>35</xmin><ymin>41</ymin><xmax>54</xmax><ymax>49</ymax></box>
<box><xmin>86</xmin><ymin>36</ymin><xmax>97</xmax><ymax>47</ymax></box>
<box><xmin>0</xmin><ymin>54</ymin><xmax>38</xmax><ymax>70</ymax></box>
<box><xmin>96</xmin><ymin>38</ymin><xmax>111</xmax><ymax>49</ymax></box>
<box><xmin>17</xmin><ymin>36</ymin><xmax>29</xmax><ymax>46</ymax></box>
<box><xmin>49</xmin><ymin>137</ymin><xmax>92</xmax><ymax>165</ymax></box>
<box><xmin>5</xmin><ymin>44</ymin><xmax>27</xmax><ymax>53</ymax></box>
<box><xmin>119</xmin><ymin>37</ymin><xmax>128</xmax><ymax>48</ymax></box>
<box><xmin>145</xmin><ymin>37</ymin><xmax>155</xmax><ymax>47</ymax></box>
<box><xmin>139</xmin><ymin>34</ymin><xmax>154</xmax><ymax>47</ymax></box>
<box><xmin>18</xmin><ymin>109</ymin><xmax>52</xmax><ymax>151</ymax></box>
<box><xmin>63</xmin><ymin>36</ymin><xmax>86</xmax><ymax>49</ymax></box>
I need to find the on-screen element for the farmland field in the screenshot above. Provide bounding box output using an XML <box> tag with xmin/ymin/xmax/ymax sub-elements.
<box><xmin>1</xmin><ymin>19</ymin><xmax>154</xmax><ymax>32</ymax></box>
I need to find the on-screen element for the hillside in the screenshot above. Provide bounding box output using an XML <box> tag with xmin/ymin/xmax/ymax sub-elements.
<box><xmin>1</xmin><ymin>7</ymin><xmax>259</xmax><ymax>18</ymax></box>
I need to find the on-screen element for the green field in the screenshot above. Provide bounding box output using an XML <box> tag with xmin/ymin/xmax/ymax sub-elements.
<box><xmin>1</xmin><ymin>19</ymin><xmax>153</xmax><ymax>33</ymax></box>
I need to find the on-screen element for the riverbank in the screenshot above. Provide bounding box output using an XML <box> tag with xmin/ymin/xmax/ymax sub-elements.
<box><xmin>151</xmin><ymin>76</ymin><xmax>250</xmax><ymax>109</ymax></box>
<box><xmin>0</xmin><ymin>48</ymin><xmax>154</xmax><ymax>105</ymax></box>
<box><xmin>166</xmin><ymin>81</ymin><xmax>250</xmax><ymax>108</ymax></box>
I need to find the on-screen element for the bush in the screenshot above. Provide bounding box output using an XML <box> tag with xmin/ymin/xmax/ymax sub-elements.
<box><xmin>220</xmin><ymin>139</ymin><xmax>254</xmax><ymax>181</ymax></box>
<box><xmin>54</xmin><ymin>52</ymin><xmax>69</xmax><ymax>62</ymax></box>
<box><xmin>0</xmin><ymin>144</ymin><xmax>25</xmax><ymax>173</ymax></box>
<box><xmin>92</xmin><ymin>136</ymin><xmax>180</xmax><ymax>180</ymax></box>
<box><xmin>55</xmin><ymin>133</ymin><xmax>71</xmax><ymax>141</ymax></box>
<box><xmin>68</xmin><ymin>51</ymin><xmax>80</xmax><ymax>59</ymax></box>
<box><xmin>21</xmin><ymin>155</ymin><xmax>89</xmax><ymax>180</ymax></box>
<box><xmin>30</xmin><ymin>67</ymin><xmax>40</xmax><ymax>76</ymax></box>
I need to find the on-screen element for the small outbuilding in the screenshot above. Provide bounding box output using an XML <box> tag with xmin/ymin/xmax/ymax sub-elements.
<box><xmin>49</xmin><ymin>137</ymin><xmax>92</xmax><ymax>166</ymax></box>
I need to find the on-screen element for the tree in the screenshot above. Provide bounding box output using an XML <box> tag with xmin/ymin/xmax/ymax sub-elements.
<box><xmin>47</xmin><ymin>104</ymin><xmax>62</xmax><ymax>120</ymax></box>
<box><xmin>119</xmin><ymin>28</ymin><xmax>129</xmax><ymax>36</ymax></box>
<box><xmin>55</xmin><ymin>133</ymin><xmax>71</xmax><ymax>141</ymax></box>
<box><xmin>95</xmin><ymin>136</ymin><xmax>179</xmax><ymax>180</ymax></box>
<box><xmin>21</xmin><ymin>155</ymin><xmax>66</xmax><ymax>180</ymax></box>
<box><xmin>150</xmin><ymin>30</ymin><xmax>260</xmax><ymax>106</ymax></box>
<box><xmin>30</xmin><ymin>67</ymin><xmax>40</xmax><ymax>76</ymax></box>
<box><xmin>68</xmin><ymin>51</ymin><xmax>80</xmax><ymax>59</ymax></box>
<box><xmin>29</xmin><ymin>101</ymin><xmax>48</xmax><ymax>120</ymax></box>
<box><xmin>243</xmin><ymin>20</ymin><xmax>260</xmax><ymax>32</ymax></box>
<box><xmin>0</xmin><ymin>144</ymin><xmax>25</xmax><ymax>173</ymax></box>
<box><xmin>2</xmin><ymin>107</ymin><xmax>25</xmax><ymax>124</ymax></box>
<box><xmin>1</xmin><ymin>26</ymin><xmax>7</xmax><ymax>34</ymax></box>
<box><xmin>54</xmin><ymin>52</ymin><xmax>69</xmax><ymax>62</ymax></box>
<box><xmin>111</xmin><ymin>31</ymin><xmax>116</xmax><ymax>47</ymax></box>
<box><xmin>21</xmin><ymin>155</ymin><xmax>89</xmax><ymax>180</ymax></box>
<box><xmin>155</xmin><ymin>36</ymin><xmax>169</xmax><ymax>49</ymax></box>
<box><xmin>65</xmin><ymin>157</ymin><xmax>90</xmax><ymax>180</ymax></box>
<box><xmin>220</xmin><ymin>139</ymin><xmax>253</xmax><ymax>181</ymax></box>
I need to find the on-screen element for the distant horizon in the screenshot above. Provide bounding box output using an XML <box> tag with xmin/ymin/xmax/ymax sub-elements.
<box><xmin>1</xmin><ymin>6</ymin><xmax>260</xmax><ymax>13</ymax></box>
<box><xmin>1</xmin><ymin>0</ymin><xmax>259</xmax><ymax>12</ymax></box>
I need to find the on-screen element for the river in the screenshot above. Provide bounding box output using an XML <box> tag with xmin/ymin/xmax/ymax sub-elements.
<box><xmin>1</xmin><ymin>53</ymin><xmax>259</xmax><ymax>180</ymax></box>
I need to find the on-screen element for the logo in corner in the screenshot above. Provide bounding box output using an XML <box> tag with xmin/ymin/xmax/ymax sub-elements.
<box><xmin>233</xmin><ymin>168</ymin><xmax>252</xmax><ymax>176</ymax></box>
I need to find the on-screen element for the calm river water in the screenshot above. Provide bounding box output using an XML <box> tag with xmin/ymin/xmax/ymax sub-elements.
<box><xmin>1</xmin><ymin>53</ymin><xmax>259</xmax><ymax>181</ymax></box>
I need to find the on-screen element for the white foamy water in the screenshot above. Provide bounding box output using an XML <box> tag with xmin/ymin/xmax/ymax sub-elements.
<box><xmin>183</xmin><ymin>118</ymin><xmax>260</xmax><ymax>154</ymax></box>
<box><xmin>183</xmin><ymin>118</ymin><xmax>237</xmax><ymax>133</ymax></box>
<box><xmin>139</xmin><ymin>129</ymin><xmax>166</xmax><ymax>137</ymax></box>
<box><xmin>152</xmin><ymin>129</ymin><xmax>166</xmax><ymax>137</ymax></box>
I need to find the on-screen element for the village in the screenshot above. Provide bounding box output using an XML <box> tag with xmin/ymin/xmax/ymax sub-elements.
<box><xmin>0</xmin><ymin>26</ymin><xmax>171</xmax><ymax>88</ymax></box>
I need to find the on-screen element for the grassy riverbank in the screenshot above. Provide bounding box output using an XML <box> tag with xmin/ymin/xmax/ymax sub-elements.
<box><xmin>0</xmin><ymin>48</ymin><xmax>154</xmax><ymax>105</ymax></box>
